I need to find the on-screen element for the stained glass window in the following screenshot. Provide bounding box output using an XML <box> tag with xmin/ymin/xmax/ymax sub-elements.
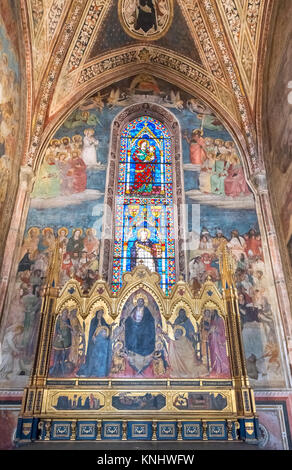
<box><xmin>112</xmin><ymin>116</ymin><xmax>176</xmax><ymax>294</ymax></box>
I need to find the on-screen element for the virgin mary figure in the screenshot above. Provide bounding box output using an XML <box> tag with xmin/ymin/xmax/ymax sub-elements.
<box><xmin>77</xmin><ymin>309</ymin><xmax>112</xmax><ymax>377</ymax></box>
<box><xmin>129</xmin><ymin>139</ymin><xmax>157</xmax><ymax>195</ymax></box>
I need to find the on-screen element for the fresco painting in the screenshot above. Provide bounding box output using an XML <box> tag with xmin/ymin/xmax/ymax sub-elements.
<box><xmin>119</xmin><ymin>0</ymin><xmax>173</xmax><ymax>41</ymax></box>
<box><xmin>0</xmin><ymin>75</ymin><xmax>285</xmax><ymax>389</ymax></box>
<box><xmin>112</xmin><ymin>392</ymin><xmax>166</xmax><ymax>411</ymax></box>
<box><xmin>0</xmin><ymin>14</ymin><xmax>20</xmax><ymax>208</ymax></box>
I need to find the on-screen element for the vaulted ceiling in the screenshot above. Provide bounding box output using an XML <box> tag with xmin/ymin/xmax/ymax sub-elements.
<box><xmin>20</xmin><ymin>0</ymin><xmax>273</xmax><ymax>176</ymax></box>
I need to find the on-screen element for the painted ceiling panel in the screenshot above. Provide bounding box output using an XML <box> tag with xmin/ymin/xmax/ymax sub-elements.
<box><xmin>88</xmin><ymin>1</ymin><xmax>202</xmax><ymax>65</ymax></box>
<box><xmin>20</xmin><ymin>0</ymin><xmax>273</xmax><ymax>173</ymax></box>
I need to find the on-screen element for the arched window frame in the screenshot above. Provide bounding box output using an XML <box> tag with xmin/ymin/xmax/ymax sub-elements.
<box><xmin>100</xmin><ymin>103</ymin><xmax>187</xmax><ymax>290</ymax></box>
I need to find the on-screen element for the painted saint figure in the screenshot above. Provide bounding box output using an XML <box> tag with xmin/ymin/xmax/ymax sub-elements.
<box><xmin>81</xmin><ymin>128</ymin><xmax>99</xmax><ymax>167</ymax></box>
<box><xmin>49</xmin><ymin>309</ymin><xmax>73</xmax><ymax>377</ymax></box>
<box><xmin>32</xmin><ymin>154</ymin><xmax>61</xmax><ymax>199</ymax></box>
<box><xmin>166</xmin><ymin>324</ymin><xmax>207</xmax><ymax>378</ymax></box>
<box><xmin>184</xmin><ymin>129</ymin><xmax>207</xmax><ymax>165</ymax></box>
<box><xmin>135</xmin><ymin>0</ymin><xmax>158</xmax><ymax>33</ymax></box>
<box><xmin>124</xmin><ymin>295</ymin><xmax>156</xmax><ymax>374</ymax></box>
<box><xmin>67</xmin><ymin>150</ymin><xmax>87</xmax><ymax>193</ymax></box>
<box><xmin>130</xmin><ymin>228</ymin><xmax>157</xmax><ymax>272</ymax></box>
<box><xmin>207</xmin><ymin>310</ymin><xmax>230</xmax><ymax>377</ymax></box>
<box><xmin>78</xmin><ymin>309</ymin><xmax>112</xmax><ymax>377</ymax></box>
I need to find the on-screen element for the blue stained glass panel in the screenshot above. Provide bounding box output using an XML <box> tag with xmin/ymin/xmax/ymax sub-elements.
<box><xmin>113</xmin><ymin>117</ymin><xmax>176</xmax><ymax>294</ymax></box>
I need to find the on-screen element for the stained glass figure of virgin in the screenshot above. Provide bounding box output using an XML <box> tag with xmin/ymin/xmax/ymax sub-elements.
<box><xmin>113</xmin><ymin>116</ymin><xmax>176</xmax><ymax>294</ymax></box>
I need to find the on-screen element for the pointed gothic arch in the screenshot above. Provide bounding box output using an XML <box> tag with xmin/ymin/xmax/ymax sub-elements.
<box><xmin>100</xmin><ymin>102</ymin><xmax>187</xmax><ymax>287</ymax></box>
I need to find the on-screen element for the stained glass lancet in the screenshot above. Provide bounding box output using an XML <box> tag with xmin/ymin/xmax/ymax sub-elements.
<box><xmin>112</xmin><ymin>116</ymin><xmax>176</xmax><ymax>294</ymax></box>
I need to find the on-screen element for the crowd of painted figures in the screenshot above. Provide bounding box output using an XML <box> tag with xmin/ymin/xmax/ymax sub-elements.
<box><xmin>189</xmin><ymin>225</ymin><xmax>280</xmax><ymax>379</ymax></box>
<box><xmin>0</xmin><ymin>222</ymin><xmax>280</xmax><ymax>382</ymax></box>
<box><xmin>32</xmin><ymin>128</ymin><xmax>100</xmax><ymax>199</ymax></box>
<box><xmin>0</xmin><ymin>226</ymin><xmax>100</xmax><ymax>379</ymax></box>
<box><xmin>185</xmin><ymin>130</ymin><xmax>250</xmax><ymax>197</ymax></box>
<box><xmin>0</xmin><ymin>47</ymin><xmax>20</xmax><ymax>204</ymax></box>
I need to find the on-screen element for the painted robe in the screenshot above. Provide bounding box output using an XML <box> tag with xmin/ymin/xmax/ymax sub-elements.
<box><xmin>130</xmin><ymin>147</ymin><xmax>156</xmax><ymax>194</ymax></box>
<box><xmin>78</xmin><ymin>313</ymin><xmax>111</xmax><ymax>377</ymax></box>
<box><xmin>199</xmin><ymin>157</ymin><xmax>214</xmax><ymax>193</ymax></box>
<box><xmin>124</xmin><ymin>305</ymin><xmax>156</xmax><ymax>375</ymax></box>
<box><xmin>211</xmin><ymin>159</ymin><xmax>229</xmax><ymax>195</ymax></box>
<box><xmin>81</xmin><ymin>135</ymin><xmax>99</xmax><ymax>166</ymax></box>
<box><xmin>208</xmin><ymin>313</ymin><xmax>230</xmax><ymax>377</ymax></box>
<box><xmin>189</xmin><ymin>136</ymin><xmax>206</xmax><ymax>165</ymax></box>
<box><xmin>67</xmin><ymin>157</ymin><xmax>87</xmax><ymax>193</ymax></box>
<box><xmin>32</xmin><ymin>161</ymin><xmax>61</xmax><ymax>198</ymax></box>
<box><xmin>224</xmin><ymin>163</ymin><xmax>250</xmax><ymax>197</ymax></box>
<box><xmin>168</xmin><ymin>334</ymin><xmax>207</xmax><ymax>378</ymax></box>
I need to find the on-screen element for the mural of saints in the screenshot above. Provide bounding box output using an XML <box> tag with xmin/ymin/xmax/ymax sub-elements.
<box><xmin>124</xmin><ymin>295</ymin><xmax>156</xmax><ymax>374</ymax></box>
<box><xmin>135</xmin><ymin>0</ymin><xmax>158</xmax><ymax>33</ymax></box>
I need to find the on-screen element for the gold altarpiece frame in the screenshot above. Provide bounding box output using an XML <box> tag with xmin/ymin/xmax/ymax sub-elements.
<box><xmin>16</xmin><ymin>245</ymin><xmax>259</xmax><ymax>443</ymax></box>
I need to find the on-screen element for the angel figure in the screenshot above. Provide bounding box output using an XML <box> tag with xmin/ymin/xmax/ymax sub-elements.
<box><xmin>107</xmin><ymin>88</ymin><xmax>123</xmax><ymax>108</ymax></box>
<box><xmin>80</xmin><ymin>92</ymin><xmax>106</xmax><ymax>113</ymax></box>
<box><xmin>81</xmin><ymin>128</ymin><xmax>99</xmax><ymax>167</ymax></box>
<box><xmin>167</xmin><ymin>90</ymin><xmax>184</xmax><ymax>111</ymax></box>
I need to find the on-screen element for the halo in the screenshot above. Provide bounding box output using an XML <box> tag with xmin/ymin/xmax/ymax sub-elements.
<box><xmin>137</xmin><ymin>138</ymin><xmax>149</xmax><ymax>148</ymax></box>
<box><xmin>84</xmin><ymin>127</ymin><xmax>94</xmax><ymax>134</ymax></box>
<box><xmin>72</xmin><ymin>227</ymin><xmax>83</xmax><ymax>236</ymax></box>
<box><xmin>86</xmin><ymin>227</ymin><xmax>96</xmax><ymax>236</ymax></box>
<box><xmin>58</xmin><ymin>227</ymin><xmax>68</xmax><ymax>236</ymax></box>
<box><xmin>61</xmin><ymin>136</ymin><xmax>70</xmax><ymax>144</ymax></box>
<box><xmin>133</xmin><ymin>292</ymin><xmax>149</xmax><ymax>307</ymax></box>
<box><xmin>72</xmin><ymin>134</ymin><xmax>82</xmax><ymax>141</ymax></box>
<box><xmin>42</xmin><ymin>227</ymin><xmax>54</xmax><ymax>235</ymax></box>
<box><xmin>27</xmin><ymin>226</ymin><xmax>40</xmax><ymax>236</ymax></box>
<box><xmin>192</xmin><ymin>128</ymin><xmax>203</xmax><ymax>136</ymax></box>
<box><xmin>114</xmin><ymin>340</ymin><xmax>124</xmax><ymax>351</ymax></box>
<box><xmin>137</xmin><ymin>227</ymin><xmax>151</xmax><ymax>240</ymax></box>
<box><xmin>173</xmin><ymin>325</ymin><xmax>186</xmax><ymax>337</ymax></box>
